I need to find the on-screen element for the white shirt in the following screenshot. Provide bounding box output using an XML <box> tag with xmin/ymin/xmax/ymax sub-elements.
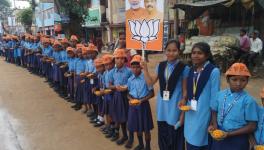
<box><xmin>250</xmin><ymin>38</ymin><xmax>263</xmax><ymax>53</ymax></box>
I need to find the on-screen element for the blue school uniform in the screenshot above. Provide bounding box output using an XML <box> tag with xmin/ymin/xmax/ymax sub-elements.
<box><xmin>155</xmin><ymin>60</ymin><xmax>189</xmax><ymax>150</ymax></box>
<box><xmin>52</xmin><ymin>51</ymin><xmax>61</xmax><ymax>82</ymax></box>
<box><xmin>58</xmin><ymin>50</ymin><xmax>68</xmax><ymax>87</ymax></box>
<box><xmin>102</xmin><ymin>68</ymin><xmax>114</xmax><ymax>116</ymax></box>
<box><xmin>255</xmin><ymin>106</ymin><xmax>264</xmax><ymax>145</ymax></box>
<box><xmin>83</xmin><ymin>59</ymin><xmax>95</xmax><ymax>104</ymax></box>
<box><xmin>67</xmin><ymin>57</ymin><xmax>77</xmax><ymax>98</ymax></box>
<box><xmin>75</xmin><ymin>58</ymin><xmax>86</xmax><ymax>104</ymax></box>
<box><xmin>127</xmin><ymin>72</ymin><xmax>154</xmax><ymax>132</ymax></box>
<box><xmin>110</xmin><ymin>66</ymin><xmax>132</xmax><ymax>123</ymax></box>
<box><xmin>41</xmin><ymin>46</ymin><xmax>53</xmax><ymax>78</ymax></box>
<box><xmin>210</xmin><ymin>89</ymin><xmax>258</xmax><ymax>150</ymax></box>
<box><xmin>184</xmin><ymin>62</ymin><xmax>220</xmax><ymax>148</ymax></box>
<box><xmin>95</xmin><ymin>72</ymin><xmax>104</xmax><ymax>114</ymax></box>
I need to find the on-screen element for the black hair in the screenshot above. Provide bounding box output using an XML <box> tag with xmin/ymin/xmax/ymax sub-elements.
<box><xmin>164</xmin><ymin>39</ymin><xmax>180</xmax><ymax>50</ymax></box>
<box><xmin>192</xmin><ymin>42</ymin><xmax>215</xmax><ymax>64</ymax></box>
<box><xmin>131</xmin><ymin>62</ymin><xmax>140</xmax><ymax>66</ymax></box>
<box><xmin>240</xmin><ymin>28</ymin><xmax>247</xmax><ymax>34</ymax></box>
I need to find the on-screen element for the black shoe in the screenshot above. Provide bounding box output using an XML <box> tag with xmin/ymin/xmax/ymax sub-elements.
<box><xmin>94</xmin><ymin>121</ymin><xmax>104</xmax><ymax>127</ymax></box>
<box><xmin>87</xmin><ymin>111</ymin><xmax>95</xmax><ymax>117</ymax></box>
<box><xmin>89</xmin><ymin>115</ymin><xmax>97</xmax><ymax>121</ymax></box>
<box><xmin>74</xmin><ymin>106</ymin><xmax>82</xmax><ymax>111</ymax></box>
<box><xmin>111</xmin><ymin>132</ymin><xmax>119</xmax><ymax>141</ymax></box>
<box><xmin>105</xmin><ymin>129</ymin><xmax>114</xmax><ymax>138</ymax></box>
<box><xmin>116</xmin><ymin>136</ymin><xmax>128</xmax><ymax>145</ymax></box>
<box><xmin>71</xmin><ymin>104</ymin><xmax>77</xmax><ymax>108</ymax></box>
<box><xmin>90</xmin><ymin>118</ymin><xmax>98</xmax><ymax>124</ymax></box>
<box><xmin>125</xmin><ymin>140</ymin><xmax>133</xmax><ymax>149</ymax></box>
<box><xmin>134</xmin><ymin>145</ymin><xmax>144</xmax><ymax>150</ymax></box>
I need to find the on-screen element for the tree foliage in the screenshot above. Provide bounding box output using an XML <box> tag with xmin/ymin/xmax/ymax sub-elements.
<box><xmin>16</xmin><ymin>8</ymin><xmax>33</xmax><ymax>32</ymax></box>
<box><xmin>0</xmin><ymin>0</ymin><xmax>10</xmax><ymax>8</ymax></box>
<box><xmin>54</xmin><ymin>0</ymin><xmax>89</xmax><ymax>35</ymax></box>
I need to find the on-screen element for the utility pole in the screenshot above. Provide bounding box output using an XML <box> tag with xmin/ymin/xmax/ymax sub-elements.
<box><xmin>174</xmin><ymin>0</ymin><xmax>179</xmax><ymax>39</ymax></box>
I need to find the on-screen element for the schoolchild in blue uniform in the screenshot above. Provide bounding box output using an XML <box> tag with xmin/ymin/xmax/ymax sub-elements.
<box><xmin>41</xmin><ymin>38</ymin><xmax>53</xmax><ymax>80</ymax></box>
<box><xmin>51</xmin><ymin>40</ymin><xmax>63</xmax><ymax>91</ymax></box>
<box><xmin>91</xmin><ymin>58</ymin><xmax>105</xmax><ymax>127</ymax></box>
<box><xmin>7</xmin><ymin>36</ymin><xmax>14</xmax><ymax>63</ymax></box>
<box><xmin>101</xmin><ymin>54</ymin><xmax>115</xmax><ymax>136</ymax></box>
<box><xmin>27</xmin><ymin>37</ymin><xmax>34</xmax><ymax>69</ymax></box>
<box><xmin>64</xmin><ymin>47</ymin><xmax>76</xmax><ymax>102</ymax></box>
<box><xmin>82</xmin><ymin>44</ymin><xmax>98</xmax><ymax>115</ymax></box>
<box><xmin>14</xmin><ymin>36</ymin><xmax>21</xmax><ymax>66</ymax></box>
<box><xmin>184</xmin><ymin>42</ymin><xmax>221</xmax><ymax>150</ymax></box>
<box><xmin>9</xmin><ymin>36</ymin><xmax>16</xmax><ymax>63</ymax></box>
<box><xmin>209</xmin><ymin>63</ymin><xmax>258</xmax><ymax>150</ymax></box>
<box><xmin>58</xmin><ymin>38</ymin><xmax>71</xmax><ymax>97</ymax></box>
<box><xmin>108</xmin><ymin>48</ymin><xmax>133</xmax><ymax>146</ymax></box>
<box><xmin>142</xmin><ymin>40</ymin><xmax>189</xmax><ymax>150</ymax></box>
<box><xmin>19</xmin><ymin>35</ymin><xmax>26</xmax><ymax>66</ymax></box>
<box><xmin>255</xmin><ymin>88</ymin><xmax>264</xmax><ymax>148</ymax></box>
<box><xmin>127</xmin><ymin>55</ymin><xmax>154</xmax><ymax>150</ymax></box>
<box><xmin>72</xmin><ymin>46</ymin><xmax>86</xmax><ymax>111</ymax></box>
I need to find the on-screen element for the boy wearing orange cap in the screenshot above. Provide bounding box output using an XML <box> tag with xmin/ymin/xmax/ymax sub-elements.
<box><xmin>58</xmin><ymin>38</ymin><xmax>71</xmax><ymax>97</ymax></box>
<box><xmin>127</xmin><ymin>55</ymin><xmax>154</xmax><ymax>150</ymax></box>
<box><xmin>254</xmin><ymin>88</ymin><xmax>264</xmax><ymax>147</ymax></box>
<box><xmin>64</xmin><ymin>47</ymin><xmax>77</xmax><ymax>102</ymax></box>
<box><xmin>209</xmin><ymin>63</ymin><xmax>258</xmax><ymax>150</ymax></box>
<box><xmin>91</xmin><ymin>58</ymin><xmax>106</xmax><ymax>127</ymax></box>
<box><xmin>41</xmin><ymin>38</ymin><xmax>53</xmax><ymax>79</ymax></box>
<box><xmin>108</xmin><ymin>48</ymin><xmax>133</xmax><ymax>146</ymax></box>
<box><xmin>83</xmin><ymin>44</ymin><xmax>98</xmax><ymax>116</ymax></box>
<box><xmin>72</xmin><ymin>46</ymin><xmax>86</xmax><ymax>110</ymax></box>
<box><xmin>101</xmin><ymin>54</ymin><xmax>115</xmax><ymax>135</ymax></box>
<box><xmin>50</xmin><ymin>41</ymin><xmax>63</xmax><ymax>91</ymax></box>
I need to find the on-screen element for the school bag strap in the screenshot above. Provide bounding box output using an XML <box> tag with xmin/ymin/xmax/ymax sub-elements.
<box><xmin>187</xmin><ymin>63</ymin><xmax>215</xmax><ymax>101</ymax></box>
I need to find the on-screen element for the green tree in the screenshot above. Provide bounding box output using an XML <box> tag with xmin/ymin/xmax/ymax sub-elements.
<box><xmin>0</xmin><ymin>0</ymin><xmax>10</xmax><ymax>8</ymax></box>
<box><xmin>16</xmin><ymin>8</ymin><xmax>33</xmax><ymax>32</ymax></box>
<box><xmin>54</xmin><ymin>0</ymin><xmax>89</xmax><ymax>36</ymax></box>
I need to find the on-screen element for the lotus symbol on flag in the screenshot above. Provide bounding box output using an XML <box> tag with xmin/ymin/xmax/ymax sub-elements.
<box><xmin>128</xmin><ymin>19</ymin><xmax>160</xmax><ymax>49</ymax></box>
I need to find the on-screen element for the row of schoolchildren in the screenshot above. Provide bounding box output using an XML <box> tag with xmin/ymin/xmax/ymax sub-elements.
<box><xmin>2</xmin><ymin>33</ymin><xmax>264</xmax><ymax>150</ymax></box>
<box><xmin>140</xmin><ymin>41</ymin><xmax>264</xmax><ymax>150</ymax></box>
<box><xmin>1</xmin><ymin>34</ymin><xmax>153</xmax><ymax>150</ymax></box>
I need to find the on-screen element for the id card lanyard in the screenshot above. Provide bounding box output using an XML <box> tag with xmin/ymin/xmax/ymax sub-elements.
<box><xmin>163</xmin><ymin>64</ymin><xmax>171</xmax><ymax>101</ymax></box>
<box><xmin>220</xmin><ymin>91</ymin><xmax>242</xmax><ymax>125</ymax></box>
<box><xmin>191</xmin><ymin>68</ymin><xmax>203</xmax><ymax>111</ymax></box>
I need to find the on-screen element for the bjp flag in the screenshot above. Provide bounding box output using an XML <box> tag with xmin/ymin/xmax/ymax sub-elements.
<box><xmin>125</xmin><ymin>0</ymin><xmax>164</xmax><ymax>51</ymax></box>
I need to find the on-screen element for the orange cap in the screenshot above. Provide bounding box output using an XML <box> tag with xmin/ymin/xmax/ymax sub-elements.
<box><xmin>113</xmin><ymin>48</ymin><xmax>126</xmax><ymax>58</ymax></box>
<box><xmin>66</xmin><ymin>47</ymin><xmax>74</xmax><ymax>53</ymax></box>
<box><xmin>102</xmin><ymin>54</ymin><xmax>114</xmax><ymax>64</ymax></box>
<box><xmin>61</xmin><ymin>38</ymin><xmax>70</xmax><ymax>44</ymax></box>
<box><xmin>225</xmin><ymin>63</ymin><xmax>251</xmax><ymax>77</ymax></box>
<box><xmin>94</xmin><ymin>58</ymin><xmax>104</xmax><ymax>67</ymax></box>
<box><xmin>130</xmin><ymin>55</ymin><xmax>142</xmax><ymax>64</ymax></box>
<box><xmin>87</xmin><ymin>43</ymin><xmax>98</xmax><ymax>53</ymax></box>
<box><xmin>53</xmin><ymin>40</ymin><xmax>62</xmax><ymax>47</ymax></box>
<box><xmin>260</xmin><ymin>88</ymin><xmax>264</xmax><ymax>98</ymax></box>
<box><xmin>70</xmin><ymin>35</ymin><xmax>78</xmax><ymax>41</ymax></box>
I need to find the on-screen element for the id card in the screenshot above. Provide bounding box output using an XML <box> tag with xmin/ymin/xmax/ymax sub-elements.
<box><xmin>191</xmin><ymin>100</ymin><xmax>197</xmax><ymax>111</ymax></box>
<box><xmin>163</xmin><ymin>91</ymin><xmax>170</xmax><ymax>101</ymax></box>
<box><xmin>51</xmin><ymin>63</ymin><xmax>54</xmax><ymax>66</ymax></box>
<box><xmin>90</xmin><ymin>79</ymin><xmax>94</xmax><ymax>84</ymax></box>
